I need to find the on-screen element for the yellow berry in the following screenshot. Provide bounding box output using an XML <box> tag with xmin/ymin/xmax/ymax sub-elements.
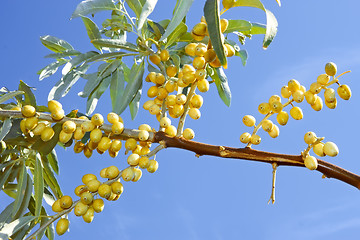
<box><xmin>125</xmin><ymin>138</ymin><xmax>137</xmax><ymax>151</ymax></box>
<box><xmin>100</xmin><ymin>168</ymin><xmax>107</xmax><ymax>178</ymax></box>
<box><xmin>83</xmin><ymin>146</ymin><xmax>93</xmax><ymax>158</ymax></box>
<box><xmin>160</xmin><ymin>49</ymin><xmax>170</xmax><ymax>62</ymax></box>
<box><xmin>165</xmin><ymin>125</ymin><xmax>177</xmax><ymax>137</ymax></box>
<box><xmin>304</xmin><ymin>155</ymin><xmax>318</xmax><ymax>170</ymax></box>
<box><xmin>111</xmin><ymin>181</ymin><xmax>124</xmax><ymax>195</ymax></box>
<box><xmin>222</xmin><ymin>0</ymin><xmax>235</xmax><ymax>9</ymax></box>
<box><xmin>176</xmin><ymin>94</ymin><xmax>187</xmax><ymax>105</ymax></box>
<box><xmin>304</xmin><ymin>132</ymin><xmax>317</xmax><ymax>145</ymax></box>
<box><xmin>74</xmin><ymin>185</ymin><xmax>87</xmax><ymax>196</ymax></box>
<box><xmin>138</xmin><ymin>130</ymin><xmax>150</xmax><ymax>141</ymax></box>
<box><xmin>139</xmin><ymin>157</ymin><xmax>150</xmax><ymax>169</ymax></box>
<box><xmin>220</xmin><ymin>19</ymin><xmax>229</xmax><ymax>33</ymax></box>
<box><xmin>149</xmin><ymin>54</ymin><xmax>161</xmax><ymax>65</ymax></box>
<box><xmin>240</xmin><ymin>132</ymin><xmax>251</xmax><ymax>144</ymax></box>
<box><xmin>98</xmin><ymin>184</ymin><xmax>112</xmax><ymax>199</ymax></box>
<box><xmin>74</xmin><ymin>202</ymin><xmax>89</xmax><ymax>216</ymax></box>
<box><xmin>92</xmin><ymin>199</ymin><xmax>104</xmax><ymax>213</ymax></box>
<box><xmin>292</xmin><ymin>90</ymin><xmax>304</xmax><ymax>103</ymax></box>
<box><xmin>107</xmin><ymin>112</ymin><xmax>120</xmax><ymax>124</ymax></box>
<box><xmin>313</xmin><ymin>142</ymin><xmax>325</xmax><ymax>157</ymax></box>
<box><xmin>110</xmin><ymin>140</ymin><xmax>122</xmax><ymax>152</ymax></box>
<box><xmin>112</xmin><ymin>121</ymin><xmax>124</xmax><ymax>135</ymax></box>
<box><xmin>204</xmin><ymin>49</ymin><xmax>217</xmax><ymax>63</ymax></box>
<box><xmin>325</xmin><ymin>98</ymin><xmax>337</xmax><ymax>109</ymax></box>
<box><xmin>132</xmin><ymin>168</ymin><xmax>142</xmax><ymax>182</ymax></box>
<box><xmin>155</xmin><ymin>73</ymin><xmax>166</xmax><ymax>85</ymax></box>
<box><xmin>97</xmin><ymin>137</ymin><xmax>112</xmax><ymax>152</ymax></box>
<box><xmin>185</xmin><ymin>43</ymin><xmax>197</xmax><ymax>56</ymax></box>
<box><xmin>268</xmin><ymin>125</ymin><xmax>280</xmax><ymax>138</ymax></box>
<box><xmin>188</xmin><ymin>108</ymin><xmax>201</xmax><ymax>120</ymax></box>
<box><xmin>21</xmin><ymin>105</ymin><xmax>36</xmax><ymax>118</ymax></box>
<box><xmin>149</xmin><ymin>104</ymin><xmax>161</xmax><ymax>115</ymax></box>
<box><xmin>311</xmin><ymin>96</ymin><xmax>323</xmax><ymax>111</ymax></box>
<box><xmin>193</xmin><ymin>56</ymin><xmax>206</xmax><ymax>69</ymax></box>
<box><xmin>276</xmin><ymin>111</ymin><xmax>289</xmax><ymax>126</ymax></box>
<box><xmin>127</xmin><ymin>153</ymin><xmax>140</xmax><ymax>166</ymax></box>
<box><xmin>48</xmin><ymin>100</ymin><xmax>63</xmax><ymax>112</ymax></box>
<box><xmin>56</xmin><ymin>218</ymin><xmax>69</xmax><ymax>236</ymax></box>
<box><xmin>269</xmin><ymin>95</ymin><xmax>281</xmax><ymax>105</ymax></box>
<box><xmin>183</xmin><ymin>128</ymin><xmax>195</xmax><ymax>140</ymax></box>
<box><xmin>122</xmin><ymin>167</ymin><xmax>135</xmax><ymax>181</ymax></box>
<box><xmin>25</xmin><ymin>117</ymin><xmax>38</xmax><ymax>131</ymax></box>
<box><xmin>81</xmin><ymin>121</ymin><xmax>95</xmax><ymax>132</ymax></box>
<box><xmin>242</xmin><ymin>115</ymin><xmax>256</xmax><ymax>127</ymax></box>
<box><xmin>262</xmin><ymin>120</ymin><xmax>274</xmax><ymax>132</ymax></box>
<box><xmin>52</xmin><ymin>199</ymin><xmax>63</xmax><ymax>212</ymax></box>
<box><xmin>317</xmin><ymin>74</ymin><xmax>330</xmax><ymax>85</ymax></box>
<box><xmin>90</xmin><ymin>128</ymin><xmax>102</xmax><ymax>143</ymax></box>
<box><xmin>105</xmin><ymin>166</ymin><xmax>120</xmax><ymax>179</ymax></box>
<box><xmin>281</xmin><ymin>86</ymin><xmax>292</xmax><ymax>98</ymax></box>
<box><xmin>309</xmin><ymin>82</ymin><xmax>322</xmax><ymax>94</ymax></box>
<box><xmin>250</xmin><ymin>135</ymin><xmax>261</xmax><ymax>145</ymax></box>
<box><xmin>87</xmin><ymin>140</ymin><xmax>98</xmax><ymax>150</ymax></box>
<box><xmin>337</xmin><ymin>84</ymin><xmax>351</xmax><ymax>100</ymax></box>
<box><xmin>225</xmin><ymin>44</ymin><xmax>235</xmax><ymax>57</ymax></box>
<box><xmin>258</xmin><ymin>102</ymin><xmax>271</xmax><ymax>115</ymax></box>
<box><xmin>140</xmin><ymin>146</ymin><xmax>150</xmax><ymax>155</ymax></box>
<box><xmin>304</xmin><ymin>91</ymin><xmax>317</xmax><ymax>105</ymax></box>
<box><xmin>59</xmin><ymin>195</ymin><xmax>73</xmax><ymax>209</ymax></box>
<box><xmin>82</xmin><ymin>174</ymin><xmax>97</xmax><ymax>184</ymax></box>
<box><xmin>38</xmin><ymin>126</ymin><xmax>53</xmax><ymax>141</ymax></box>
<box><xmin>143</xmin><ymin>100</ymin><xmax>155</xmax><ymax>110</ymax></box>
<box><xmin>86</xmin><ymin>179</ymin><xmax>101</xmax><ymax>192</ymax></box>
<box><xmin>51</xmin><ymin>109</ymin><xmax>65</xmax><ymax>121</ymax></box>
<box><xmin>82</xmin><ymin>207</ymin><xmax>95</xmax><ymax>223</ymax></box>
<box><xmin>288</xmin><ymin>79</ymin><xmax>300</xmax><ymax>93</ymax></box>
<box><xmin>160</xmin><ymin>117</ymin><xmax>171</xmax><ymax>128</ymax></box>
<box><xmin>324</xmin><ymin>88</ymin><xmax>336</xmax><ymax>103</ymax></box>
<box><xmin>290</xmin><ymin>106</ymin><xmax>303</xmax><ymax>120</ymax></box>
<box><xmin>195</xmin><ymin>43</ymin><xmax>207</xmax><ymax>57</ymax></box>
<box><xmin>197</xmin><ymin>79</ymin><xmax>210</xmax><ymax>92</ymax></box>
<box><xmin>166</xmin><ymin>65</ymin><xmax>178</xmax><ymax>78</ymax></box>
<box><xmin>32</xmin><ymin>122</ymin><xmax>47</xmax><ymax>135</ymax></box>
<box><xmin>325</xmin><ymin>62</ymin><xmax>337</xmax><ymax>76</ymax></box>
<box><xmin>323</xmin><ymin>142</ymin><xmax>339</xmax><ymax>157</ymax></box>
<box><xmin>147</xmin><ymin>86</ymin><xmax>158</xmax><ymax>98</ymax></box>
<box><xmin>80</xmin><ymin>191</ymin><xmax>93</xmax><ymax>205</ymax></box>
<box><xmin>270</xmin><ymin>101</ymin><xmax>283</xmax><ymax>113</ymax></box>
<box><xmin>191</xmin><ymin>31</ymin><xmax>205</xmax><ymax>41</ymax></box>
<box><xmin>74</xmin><ymin>141</ymin><xmax>85</xmax><ymax>153</ymax></box>
<box><xmin>59</xmin><ymin>130</ymin><xmax>73</xmax><ymax>144</ymax></box>
<box><xmin>192</xmin><ymin>22</ymin><xmax>207</xmax><ymax>36</ymax></box>
<box><xmin>147</xmin><ymin>160</ymin><xmax>159</xmax><ymax>173</ymax></box>
<box><xmin>91</xmin><ymin>113</ymin><xmax>104</xmax><ymax>126</ymax></box>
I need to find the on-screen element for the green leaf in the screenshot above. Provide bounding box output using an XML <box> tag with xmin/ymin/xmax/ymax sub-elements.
<box><xmin>110</xmin><ymin>68</ymin><xmax>125</xmax><ymax>114</ymax></box>
<box><xmin>126</xmin><ymin>0</ymin><xmax>143</xmax><ymax>18</ymax></box>
<box><xmin>45</xmin><ymin>223</ymin><xmax>55</xmax><ymax>240</ymax></box>
<box><xmin>91</xmin><ymin>39</ymin><xmax>139</xmax><ymax>52</ymax></box>
<box><xmin>62</xmin><ymin>51</ymin><xmax>99</xmax><ymax>75</ymax></box>
<box><xmin>40</xmin><ymin>154</ymin><xmax>62</xmax><ymax>199</ymax></box>
<box><xmin>248</xmin><ymin>22</ymin><xmax>266</xmax><ymax>34</ymax></box>
<box><xmin>159</xmin><ymin>0</ymin><xmax>194</xmax><ymax>42</ymax></box>
<box><xmin>47</xmin><ymin>150</ymin><xmax>59</xmax><ymax>175</ymax></box>
<box><xmin>12</xmin><ymin>163</ymin><xmax>27</xmax><ymax>218</ymax></box>
<box><xmin>43</xmin><ymin>187</ymin><xmax>56</xmax><ymax>206</ymax></box>
<box><xmin>32</xmin><ymin>123</ymin><xmax>62</xmax><ymax>156</ymax></box>
<box><xmin>170</xmin><ymin>54</ymin><xmax>181</xmax><ymax>69</ymax></box>
<box><xmin>165</xmin><ymin>22</ymin><xmax>187</xmax><ymax>48</ymax></box>
<box><xmin>85</xmin><ymin>51</ymin><xmax>136</xmax><ymax>63</ymax></box>
<box><xmin>204</xmin><ymin>0</ymin><xmax>226</xmax><ymax>66</ymax></box>
<box><xmin>49</xmin><ymin>64</ymin><xmax>90</xmax><ymax>101</ymax></box>
<box><xmin>86</xmin><ymin>76</ymin><xmax>111</xmax><ymax>115</ymax></box>
<box><xmin>12</xmin><ymin>218</ymin><xmax>33</xmax><ymax>240</ymax></box>
<box><xmin>0</xmin><ymin>118</ymin><xmax>12</xmax><ymax>142</ymax></box>
<box><xmin>82</xmin><ymin>17</ymin><xmax>102</xmax><ymax>50</ymax></box>
<box><xmin>0</xmin><ymin>202</ymin><xmax>14</xmax><ymax>230</ymax></box>
<box><xmin>235</xmin><ymin>49</ymin><xmax>248</xmax><ymax>66</ymax></box>
<box><xmin>0</xmin><ymin>163</ymin><xmax>14</xmax><ymax>191</ymax></box>
<box><xmin>0</xmin><ymin>216</ymin><xmax>36</xmax><ymax>238</ymax></box>
<box><xmin>18</xmin><ymin>81</ymin><xmax>36</xmax><ymax>107</ymax></box>
<box><xmin>34</xmin><ymin>154</ymin><xmax>44</xmax><ymax>217</ymax></box>
<box><xmin>224</xmin><ymin>20</ymin><xmax>252</xmax><ymax>33</ymax></box>
<box><xmin>44</xmin><ymin>50</ymin><xmax>81</xmax><ymax>59</ymax></box>
<box><xmin>71</xmin><ymin>0</ymin><xmax>117</xmax><ymax>19</ymax></box>
<box><xmin>137</xmin><ymin>0</ymin><xmax>158</xmax><ymax>32</ymax></box>
<box><xmin>129</xmin><ymin>88</ymin><xmax>141</xmax><ymax>120</ymax></box>
<box><xmin>115</xmin><ymin>59</ymin><xmax>145</xmax><ymax>115</ymax></box>
<box><xmin>39</xmin><ymin>60</ymin><xmax>67</xmax><ymax>81</ymax></box>
<box><xmin>211</xmin><ymin>67</ymin><xmax>231</xmax><ymax>107</ymax></box>
<box><xmin>0</xmin><ymin>91</ymin><xmax>24</xmax><ymax>104</ymax></box>
<box><xmin>233</xmin><ymin>0</ymin><xmax>278</xmax><ymax>49</ymax></box>
<box><xmin>40</xmin><ymin>35</ymin><xmax>74</xmax><ymax>53</ymax></box>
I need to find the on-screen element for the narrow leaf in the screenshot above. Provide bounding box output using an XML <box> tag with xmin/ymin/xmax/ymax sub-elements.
<box><xmin>45</xmin><ymin>223</ymin><xmax>55</xmax><ymax>240</ymax></box>
<box><xmin>0</xmin><ymin>91</ymin><xmax>24</xmax><ymax>104</ymax></box>
<box><xmin>126</xmin><ymin>0</ymin><xmax>143</xmax><ymax>18</ymax></box>
<box><xmin>137</xmin><ymin>0</ymin><xmax>158</xmax><ymax>32</ymax></box>
<box><xmin>211</xmin><ymin>67</ymin><xmax>231</xmax><ymax>106</ymax></box>
<box><xmin>115</xmin><ymin>59</ymin><xmax>144</xmax><ymax>115</ymax></box>
<box><xmin>110</xmin><ymin>68</ymin><xmax>125</xmax><ymax>113</ymax></box>
<box><xmin>262</xmin><ymin>9</ymin><xmax>278</xmax><ymax>49</ymax></box>
<box><xmin>71</xmin><ymin>0</ymin><xmax>117</xmax><ymax>19</ymax></box>
<box><xmin>86</xmin><ymin>76</ymin><xmax>111</xmax><ymax>115</ymax></box>
<box><xmin>13</xmin><ymin>174</ymin><xmax>33</xmax><ymax>220</ymax></box>
<box><xmin>165</xmin><ymin>22</ymin><xmax>187</xmax><ymax>47</ymax></box>
<box><xmin>0</xmin><ymin>163</ymin><xmax>14</xmax><ymax>192</ymax></box>
<box><xmin>235</xmin><ymin>49</ymin><xmax>248</xmax><ymax>66</ymax></box>
<box><xmin>82</xmin><ymin>17</ymin><xmax>102</xmax><ymax>50</ymax></box>
<box><xmin>0</xmin><ymin>202</ymin><xmax>14</xmax><ymax>230</ymax></box>
<box><xmin>18</xmin><ymin>81</ymin><xmax>36</xmax><ymax>107</ymax></box>
<box><xmin>0</xmin><ymin>216</ymin><xmax>36</xmax><ymax>238</ymax></box>
<box><xmin>85</xmin><ymin>51</ymin><xmax>134</xmax><ymax>63</ymax></box>
<box><xmin>39</xmin><ymin>60</ymin><xmax>67</xmax><ymax>81</ymax></box>
<box><xmin>40</xmin><ymin>154</ymin><xmax>62</xmax><ymax>199</ymax></box>
<box><xmin>0</xmin><ymin>118</ymin><xmax>12</xmax><ymax>142</ymax></box>
<box><xmin>129</xmin><ymin>88</ymin><xmax>141</xmax><ymax>119</ymax></box>
<box><xmin>40</xmin><ymin>35</ymin><xmax>74</xmax><ymax>53</ymax></box>
<box><xmin>44</xmin><ymin>50</ymin><xmax>81</xmax><ymax>59</ymax></box>
<box><xmin>34</xmin><ymin>154</ymin><xmax>44</xmax><ymax>217</ymax></box>
<box><xmin>47</xmin><ymin>150</ymin><xmax>59</xmax><ymax>175</ymax></box>
<box><xmin>204</xmin><ymin>0</ymin><xmax>226</xmax><ymax>65</ymax></box>
<box><xmin>32</xmin><ymin>124</ymin><xmax>62</xmax><ymax>156</ymax></box>
<box><xmin>159</xmin><ymin>0</ymin><xmax>194</xmax><ymax>41</ymax></box>
<box><xmin>62</xmin><ymin>51</ymin><xmax>98</xmax><ymax>76</ymax></box>
<box><xmin>91</xmin><ymin>39</ymin><xmax>139</xmax><ymax>52</ymax></box>
<box><xmin>43</xmin><ymin>187</ymin><xmax>56</xmax><ymax>206</ymax></box>
<box><xmin>224</xmin><ymin>20</ymin><xmax>252</xmax><ymax>33</ymax></box>
<box><xmin>12</xmin><ymin>163</ymin><xmax>27</xmax><ymax>218</ymax></box>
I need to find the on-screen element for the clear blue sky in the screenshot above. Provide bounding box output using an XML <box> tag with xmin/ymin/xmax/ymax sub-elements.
<box><xmin>1</xmin><ymin>1</ymin><xmax>360</xmax><ymax>239</ymax></box>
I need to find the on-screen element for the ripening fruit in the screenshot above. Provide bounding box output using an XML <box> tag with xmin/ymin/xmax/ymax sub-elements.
<box><xmin>323</xmin><ymin>142</ymin><xmax>339</xmax><ymax>157</ymax></box>
<box><xmin>262</xmin><ymin>120</ymin><xmax>274</xmax><ymax>132</ymax></box>
<box><xmin>240</xmin><ymin>132</ymin><xmax>251</xmax><ymax>144</ymax></box>
<box><xmin>292</xmin><ymin>90</ymin><xmax>304</xmax><ymax>103</ymax></box>
<box><xmin>111</xmin><ymin>181</ymin><xmax>124</xmax><ymax>195</ymax></box>
<box><xmin>56</xmin><ymin>218</ymin><xmax>69</xmax><ymax>236</ymax></box>
<box><xmin>281</xmin><ymin>86</ymin><xmax>292</xmax><ymax>99</ymax></box>
<box><xmin>190</xmin><ymin>95</ymin><xmax>203</xmax><ymax>109</ymax></box>
<box><xmin>98</xmin><ymin>184</ymin><xmax>112</xmax><ymax>199</ymax></box>
<box><xmin>110</xmin><ymin>140</ymin><xmax>122</xmax><ymax>152</ymax></box>
<box><xmin>86</xmin><ymin>179</ymin><xmax>101</xmax><ymax>192</ymax></box>
<box><xmin>138</xmin><ymin>130</ymin><xmax>150</xmax><ymax>142</ymax></box>
<box><xmin>122</xmin><ymin>167</ymin><xmax>135</xmax><ymax>181</ymax></box>
<box><xmin>325</xmin><ymin>98</ymin><xmax>337</xmax><ymax>109</ymax></box>
<box><xmin>166</xmin><ymin>65</ymin><xmax>178</xmax><ymax>77</ymax></box>
<box><xmin>90</xmin><ymin>128</ymin><xmax>102</xmax><ymax>143</ymax></box>
<box><xmin>83</xmin><ymin>207</ymin><xmax>95</xmax><ymax>223</ymax></box>
<box><xmin>242</xmin><ymin>115</ymin><xmax>256</xmax><ymax>127</ymax></box>
<box><xmin>250</xmin><ymin>134</ymin><xmax>261</xmax><ymax>145</ymax></box>
<box><xmin>107</xmin><ymin>112</ymin><xmax>120</xmax><ymax>124</ymax></box>
<box><xmin>139</xmin><ymin>157</ymin><xmax>150</xmax><ymax>169</ymax></box>
<box><xmin>132</xmin><ymin>168</ymin><xmax>142</xmax><ymax>182</ymax></box>
<box><xmin>268</xmin><ymin>125</ymin><xmax>280</xmax><ymax>138</ymax></box>
<box><xmin>112</xmin><ymin>121</ymin><xmax>124</xmax><ymax>135</ymax></box>
<box><xmin>160</xmin><ymin>117</ymin><xmax>171</xmax><ymax>128</ymax></box>
<box><xmin>165</xmin><ymin>80</ymin><xmax>177</xmax><ymax>93</ymax></box>
<box><xmin>182</xmin><ymin>72</ymin><xmax>196</xmax><ymax>84</ymax></box>
<box><xmin>183</xmin><ymin>128</ymin><xmax>195</xmax><ymax>140</ymax></box>
<box><xmin>191</xmin><ymin>31</ymin><xmax>205</xmax><ymax>41</ymax></box>
<box><xmin>195</xmin><ymin>43</ymin><xmax>207</xmax><ymax>57</ymax></box>
<box><xmin>149</xmin><ymin>54</ymin><xmax>161</xmax><ymax>65</ymax></box>
<box><xmin>325</xmin><ymin>62</ymin><xmax>337</xmax><ymax>76</ymax></box>
<box><xmin>165</xmin><ymin>125</ymin><xmax>177</xmax><ymax>136</ymax></box>
<box><xmin>324</xmin><ymin>88</ymin><xmax>336</xmax><ymax>103</ymax></box>
<box><xmin>317</xmin><ymin>74</ymin><xmax>330</xmax><ymax>85</ymax></box>
<box><xmin>304</xmin><ymin>91</ymin><xmax>316</xmax><ymax>105</ymax></box>
<box><xmin>304</xmin><ymin>131</ymin><xmax>317</xmax><ymax>145</ymax></box>
<box><xmin>222</xmin><ymin>0</ymin><xmax>235</xmax><ymax>9</ymax></box>
<box><xmin>155</xmin><ymin>73</ymin><xmax>166</xmax><ymax>85</ymax></box>
<box><xmin>80</xmin><ymin>191</ymin><xmax>93</xmax><ymax>205</ymax></box>
<box><xmin>149</xmin><ymin>104</ymin><xmax>161</xmax><ymax>115</ymax></box>
<box><xmin>87</xmin><ymin>140</ymin><xmax>98</xmax><ymax>150</ymax></box>
<box><xmin>160</xmin><ymin>49</ymin><xmax>170</xmax><ymax>62</ymax></box>
<box><xmin>140</xmin><ymin>146</ymin><xmax>150</xmax><ymax>155</ymax></box>
<box><xmin>32</xmin><ymin>122</ymin><xmax>46</xmax><ymax>135</ymax></box>
<box><xmin>258</xmin><ymin>102</ymin><xmax>271</xmax><ymax>115</ymax></box>
<box><xmin>220</xmin><ymin>19</ymin><xmax>229</xmax><ymax>33</ymax></box>
<box><xmin>60</xmin><ymin>195</ymin><xmax>73</xmax><ymax>209</ymax></box>
<box><xmin>48</xmin><ymin>100</ymin><xmax>62</xmax><ymax>112</ymax></box>
<box><xmin>304</xmin><ymin>155</ymin><xmax>318</xmax><ymax>170</ymax></box>
<box><xmin>195</xmin><ymin>69</ymin><xmax>207</xmax><ymax>80</ymax></box>
<box><xmin>189</xmin><ymin>108</ymin><xmax>201</xmax><ymax>120</ymax></box>
<box><xmin>52</xmin><ymin>199</ymin><xmax>63</xmax><ymax>212</ymax></box>
<box><xmin>147</xmin><ymin>86</ymin><xmax>158</xmax><ymax>98</ymax></box>
<box><xmin>192</xmin><ymin>22</ymin><xmax>207</xmax><ymax>36</ymax></box>
<box><xmin>185</xmin><ymin>43</ymin><xmax>197</xmax><ymax>56</ymax></box>
<box><xmin>74</xmin><ymin>185</ymin><xmax>87</xmax><ymax>197</ymax></box>
<box><xmin>74</xmin><ymin>202</ymin><xmax>89</xmax><ymax>216</ymax></box>
<box><xmin>81</xmin><ymin>121</ymin><xmax>95</xmax><ymax>132</ymax></box>
<box><xmin>276</xmin><ymin>111</ymin><xmax>289</xmax><ymax>126</ymax></box>
<box><xmin>269</xmin><ymin>95</ymin><xmax>281</xmax><ymax>105</ymax></box>
<box><xmin>82</xmin><ymin>174</ymin><xmax>97</xmax><ymax>185</ymax></box>
<box><xmin>225</xmin><ymin>44</ymin><xmax>235</xmax><ymax>57</ymax></box>
<box><xmin>41</xmin><ymin>127</ymin><xmax>55</xmax><ymax>141</ymax></box>
<box><xmin>61</xmin><ymin>121</ymin><xmax>76</xmax><ymax>134</ymax></box>
<box><xmin>90</xmin><ymin>113</ymin><xmax>103</xmax><ymax>126</ymax></box>
<box><xmin>300</xmin><ymin>85</ymin><xmax>306</xmax><ymax>93</ymax></box>
<box><xmin>83</xmin><ymin>146</ymin><xmax>93</xmax><ymax>158</ymax></box>
<box><xmin>166</xmin><ymin>95</ymin><xmax>176</xmax><ymax>106</ymax></box>
<box><xmin>24</xmin><ymin>117</ymin><xmax>38</xmax><ymax>131</ymax></box>
<box><xmin>197</xmin><ymin>80</ymin><xmax>210</xmax><ymax>93</ymax></box>
<box><xmin>309</xmin><ymin>82</ymin><xmax>322</xmax><ymax>94</ymax></box>
<box><xmin>59</xmin><ymin>130</ymin><xmax>73</xmax><ymax>144</ymax></box>
<box><xmin>127</xmin><ymin>153</ymin><xmax>140</xmax><ymax>166</ymax></box>
<box><xmin>98</xmin><ymin>137</ymin><xmax>112</xmax><ymax>152</ymax></box>
<box><xmin>105</xmin><ymin>166</ymin><xmax>120</xmax><ymax>179</ymax></box>
<box><xmin>204</xmin><ymin>49</ymin><xmax>217</xmax><ymax>63</ymax></box>
<box><xmin>21</xmin><ymin>105</ymin><xmax>36</xmax><ymax>118</ymax></box>
<box><xmin>313</xmin><ymin>142</ymin><xmax>325</xmax><ymax>157</ymax></box>
<box><xmin>176</xmin><ymin>94</ymin><xmax>187</xmax><ymax>105</ymax></box>
<box><xmin>337</xmin><ymin>84</ymin><xmax>351</xmax><ymax>100</ymax></box>
<box><xmin>172</xmin><ymin>104</ymin><xmax>184</xmax><ymax>118</ymax></box>
<box><xmin>270</xmin><ymin>101</ymin><xmax>283</xmax><ymax>113</ymax></box>
<box><xmin>20</xmin><ymin>119</ymin><xmax>28</xmax><ymax>134</ymax></box>
<box><xmin>288</xmin><ymin>79</ymin><xmax>300</xmax><ymax>93</ymax></box>
<box><xmin>51</xmin><ymin>109</ymin><xmax>65</xmax><ymax>121</ymax></box>
<box><xmin>144</xmin><ymin>100</ymin><xmax>155</xmax><ymax>110</ymax></box>
<box><xmin>290</xmin><ymin>106</ymin><xmax>303</xmax><ymax>120</ymax></box>
<box><xmin>93</xmin><ymin>199</ymin><xmax>104</xmax><ymax>213</ymax></box>
<box><xmin>125</xmin><ymin>138</ymin><xmax>137</xmax><ymax>151</ymax></box>
<box><xmin>193</xmin><ymin>56</ymin><xmax>206</xmax><ymax>69</ymax></box>
<box><xmin>147</xmin><ymin>160</ymin><xmax>159</xmax><ymax>173</ymax></box>
<box><xmin>311</xmin><ymin>96</ymin><xmax>323</xmax><ymax>111</ymax></box>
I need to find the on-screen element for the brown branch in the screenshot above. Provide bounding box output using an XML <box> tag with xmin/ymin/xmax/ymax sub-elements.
<box><xmin>154</xmin><ymin>131</ymin><xmax>360</xmax><ymax>190</ymax></box>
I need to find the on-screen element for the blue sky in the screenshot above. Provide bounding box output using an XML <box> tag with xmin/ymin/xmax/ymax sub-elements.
<box><xmin>1</xmin><ymin>0</ymin><xmax>360</xmax><ymax>239</ymax></box>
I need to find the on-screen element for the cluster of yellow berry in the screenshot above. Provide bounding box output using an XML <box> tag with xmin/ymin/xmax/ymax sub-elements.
<box><xmin>239</xmin><ymin>62</ymin><xmax>351</xmax><ymax>146</ymax></box>
<box><xmin>302</xmin><ymin>131</ymin><xmax>339</xmax><ymax>170</ymax></box>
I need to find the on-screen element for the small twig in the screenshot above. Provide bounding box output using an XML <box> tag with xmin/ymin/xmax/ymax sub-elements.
<box><xmin>176</xmin><ymin>83</ymin><xmax>197</xmax><ymax>137</ymax></box>
<box><xmin>268</xmin><ymin>163</ymin><xmax>278</xmax><ymax>204</ymax></box>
